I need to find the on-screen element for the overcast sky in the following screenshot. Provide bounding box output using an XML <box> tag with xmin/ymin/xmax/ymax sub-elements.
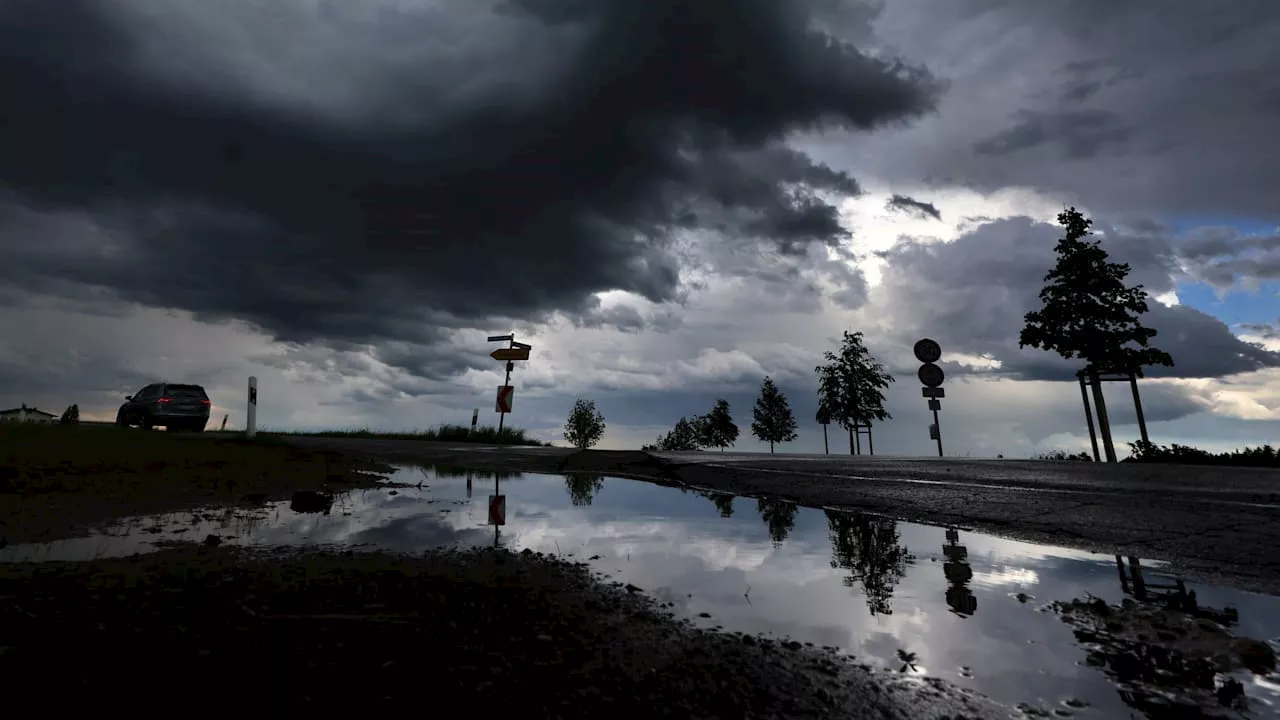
<box><xmin>2</xmin><ymin>0</ymin><xmax>1278</xmax><ymax>457</ymax></box>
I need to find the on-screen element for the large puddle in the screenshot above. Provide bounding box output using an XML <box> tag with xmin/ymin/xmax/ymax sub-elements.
<box><xmin>4</xmin><ymin>466</ymin><xmax>1278</xmax><ymax>718</ymax></box>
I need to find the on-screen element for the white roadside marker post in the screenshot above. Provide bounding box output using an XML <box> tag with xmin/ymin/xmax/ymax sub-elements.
<box><xmin>246</xmin><ymin>376</ymin><xmax>258</xmax><ymax>440</ymax></box>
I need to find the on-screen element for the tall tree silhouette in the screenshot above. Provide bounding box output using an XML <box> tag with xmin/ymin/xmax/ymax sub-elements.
<box><xmin>1020</xmin><ymin>208</ymin><xmax>1173</xmax><ymax>462</ymax></box>
<box><xmin>826</xmin><ymin>509</ymin><xmax>914</xmax><ymax>616</ymax></box>
<box><xmin>751</xmin><ymin>376</ymin><xmax>798</xmax><ymax>454</ymax></box>
<box><xmin>816</xmin><ymin>330</ymin><xmax>894</xmax><ymax>455</ymax></box>
<box><xmin>699</xmin><ymin>399</ymin><xmax>740</xmax><ymax>452</ymax></box>
<box><xmin>757</xmin><ymin>499</ymin><xmax>798</xmax><ymax>545</ymax></box>
<box><xmin>564</xmin><ymin>473</ymin><xmax>605</xmax><ymax>506</ymax></box>
<box><xmin>816</xmin><ymin>364</ymin><xmax>838</xmax><ymax>454</ymax></box>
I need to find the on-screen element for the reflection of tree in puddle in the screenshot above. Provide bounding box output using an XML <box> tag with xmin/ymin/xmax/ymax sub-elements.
<box><xmin>563</xmin><ymin>474</ymin><xmax>605</xmax><ymax>506</ymax></box>
<box><xmin>704</xmin><ymin>492</ymin><xmax>735</xmax><ymax>518</ymax></box>
<box><xmin>1054</xmin><ymin>555</ymin><xmax>1276</xmax><ymax>717</ymax></box>
<box><xmin>756</xmin><ymin>499</ymin><xmax>798</xmax><ymax>545</ymax></box>
<box><xmin>943</xmin><ymin>527</ymin><xmax>977</xmax><ymax>617</ymax></box>
<box><xmin>825</xmin><ymin>510</ymin><xmax>914</xmax><ymax>617</ymax></box>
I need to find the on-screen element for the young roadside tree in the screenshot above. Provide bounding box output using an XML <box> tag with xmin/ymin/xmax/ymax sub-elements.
<box><xmin>699</xmin><ymin>399</ymin><xmax>739</xmax><ymax>452</ymax></box>
<box><xmin>657</xmin><ymin>416</ymin><xmax>703</xmax><ymax>451</ymax></box>
<box><xmin>751</xmin><ymin>376</ymin><xmax>798</xmax><ymax>454</ymax></box>
<box><xmin>816</xmin><ymin>331</ymin><xmax>895</xmax><ymax>455</ymax></box>
<box><xmin>815</xmin><ymin>364</ymin><xmax>839</xmax><ymax>455</ymax></box>
<box><xmin>1019</xmin><ymin>207</ymin><xmax>1173</xmax><ymax>462</ymax></box>
<box><xmin>563</xmin><ymin>398</ymin><xmax>606</xmax><ymax>449</ymax></box>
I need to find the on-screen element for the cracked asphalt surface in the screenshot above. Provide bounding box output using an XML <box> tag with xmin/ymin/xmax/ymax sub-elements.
<box><xmin>277</xmin><ymin>437</ymin><xmax>1280</xmax><ymax>596</ymax></box>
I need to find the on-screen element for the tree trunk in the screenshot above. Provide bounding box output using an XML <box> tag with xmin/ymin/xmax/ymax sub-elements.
<box><xmin>822</xmin><ymin>423</ymin><xmax>829</xmax><ymax>454</ymax></box>
<box><xmin>867</xmin><ymin>427</ymin><xmax>874</xmax><ymax>456</ymax></box>
<box><xmin>855</xmin><ymin>428</ymin><xmax>861</xmax><ymax>455</ymax></box>
<box><xmin>1078</xmin><ymin>372</ymin><xmax>1101</xmax><ymax>462</ymax></box>
<box><xmin>848</xmin><ymin>427</ymin><xmax>854</xmax><ymax>455</ymax></box>
<box><xmin>1128</xmin><ymin>372</ymin><xmax>1150</xmax><ymax>446</ymax></box>
<box><xmin>1089</xmin><ymin>371</ymin><xmax>1118</xmax><ymax>462</ymax></box>
<box><xmin>769</xmin><ymin>440</ymin><xmax>775</xmax><ymax>454</ymax></box>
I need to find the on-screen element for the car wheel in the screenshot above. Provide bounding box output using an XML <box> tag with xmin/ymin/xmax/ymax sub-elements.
<box><xmin>115</xmin><ymin>413</ymin><xmax>128</xmax><ymax>427</ymax></box>
<box><xmin>189</xmin><ymin>423</ymin><xmax>206</xmax><ymax>433</ymax></box>
<box><xmin>141</xmin><ymin>416</ymin><xmax>154</xmax><ymax>431</ymax></box>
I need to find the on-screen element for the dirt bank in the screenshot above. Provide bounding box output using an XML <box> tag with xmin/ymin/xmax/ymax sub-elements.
<box><xmin>0</xmin><ymin>545</ymin><xmax>1007</xmax><ymax>718</ymax></box>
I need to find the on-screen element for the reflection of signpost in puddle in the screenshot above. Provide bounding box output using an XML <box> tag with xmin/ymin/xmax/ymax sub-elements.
<box><xmin>1114</xmin><ymin>555</ymin><xmax>1238</xmax><ymax>624</ymax></box>
<box><xmin>488</xmin><ymin>474</ymin><xmax>505</xmax><ymax>547</ymax></box>
<box><xmin>466</xmin><ymin>469</ymin><xmax>473</xmax><ymax>499</ymax></box>
<box><xmin>943</xmin><ymin>527</ymin><xmax>977</xmax><ymax>616</ymax></box>
<box><xmin>1054</xmin><ymin>555</ymin><xmax>1269</xmax><ymax>715</ymax></box>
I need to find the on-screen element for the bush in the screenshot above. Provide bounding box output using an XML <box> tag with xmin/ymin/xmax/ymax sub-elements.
<box><xmin>266</xmin><ymin>424</ymin><xmax>550</xmax><ymax>447</ymax></box>
<box><xmin>1034</xmin><ymin>450</ymin><xmax>1093</xmax><ymax>462</ymax></box>
<box><xmin>1126</xmin><ymin>440</ymin><xmax>1278</xmax><ymax>468</ymax></box>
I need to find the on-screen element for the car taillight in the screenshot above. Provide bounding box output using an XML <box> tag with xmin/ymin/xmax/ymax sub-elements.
<box><xmin>158</xmin><ymin>397</ymin><xmax>171</xmax><ymax>403</ymax></box>
<box><xmin>201</xmin><ymin>400</ymin><xmax>211</xmax><ymax>405</ymax></box>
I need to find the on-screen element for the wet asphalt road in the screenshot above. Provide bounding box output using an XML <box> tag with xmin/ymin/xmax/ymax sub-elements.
<box><xmin>278</xmin><ymin>436</ymin><xmax>1280</xmax><ymax>595</ymax></box>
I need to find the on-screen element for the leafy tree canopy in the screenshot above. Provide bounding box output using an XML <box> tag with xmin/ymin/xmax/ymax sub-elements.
<box><xmin>1019</xmin><ymin>208</ymin><xmax>1173</xmax><ymax>376</ymax></box>
<box><xmin>699</xmin><ymin>399</ymin><xmax>740</xmax><ymax>451</ymax></box>
<box><xmin>563</xmin><ymin>398</ymin><xmax>606</xmax><ymax>449</ymax></box>
<box><xmin>816</xmin><ymin>330</ymin><xmax>894</xmax><ymax>429</ymax></box>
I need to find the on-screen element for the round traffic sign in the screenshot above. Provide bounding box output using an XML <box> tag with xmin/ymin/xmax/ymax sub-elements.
<box><xmin>913</xmin><ymin>338</ymin><xmax>942</xmax><ymax>364</ymax></box>
<box><xmin>918</xmin><ymin>362</ymin><xmax>945</xmax><ymax>387</ymax></box>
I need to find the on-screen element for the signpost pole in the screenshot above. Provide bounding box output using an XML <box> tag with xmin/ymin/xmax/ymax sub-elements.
<box><xmin>932</xmin><ymin>406</ymin><xmax>943</xmax><ymax>457</ymax></box>
<box><xmin>498</xmin><ymin>360</ymin><xmax>512</xmax><ymax>433</ymax></box>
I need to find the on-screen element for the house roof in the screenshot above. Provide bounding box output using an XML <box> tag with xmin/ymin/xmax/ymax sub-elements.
<box><xmin>0</xmin><ymin>407</ymin><xmax>57</xmax><ymax>417</ymax></box>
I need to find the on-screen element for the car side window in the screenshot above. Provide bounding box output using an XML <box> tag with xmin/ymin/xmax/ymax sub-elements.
<box><xmin>138</xmin><ymin>385</ymin><xmax>157</xmax><ymax>400</ymax></box>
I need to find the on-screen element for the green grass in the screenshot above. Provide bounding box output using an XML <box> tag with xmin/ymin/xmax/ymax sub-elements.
<box><xmin>260</xmin><ymin>423</ymin><xmax>552</xmax><ymax>447</ymax></box>
<box><xmin>0</xmin><ymin>423</ymin><xmax>390</xmax><ymax>545</ymax></box>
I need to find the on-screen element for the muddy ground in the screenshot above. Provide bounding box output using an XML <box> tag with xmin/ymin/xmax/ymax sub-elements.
<box><xmin>275</xmin><ymin>437</ymin><xmax>1280</xmax><ymax>596</ymax></box>
<box><xmin>0</xmin><ymin>544</ymin><xmax>1008</xmax><ymax>718</ymax></box>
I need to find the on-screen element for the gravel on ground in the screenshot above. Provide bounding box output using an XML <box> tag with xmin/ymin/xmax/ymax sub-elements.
<box><xmin>0</xmin><ymin>545</ymin><xmax>1008</xmax><ymax>718</ymax></box>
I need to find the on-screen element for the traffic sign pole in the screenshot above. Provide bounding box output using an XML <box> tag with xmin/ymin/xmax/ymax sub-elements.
<box><xmin>499</xmin><ymin>359</ymin><xmax>511</xmax><ymax>433</ymax></box>
<box><xmin>914</xmin><ymin>339</ymin><xmax>945</xmax><ymax>458</ymax></box>
<box><xmin>487</xmin><ymin>333</ymin><xmax>532</xmax><ymax>434</ymax></box>
<box><xmin>931</xmin><ymin>405</ymin><xmax>943</xmax><ymax>458</ymax></box>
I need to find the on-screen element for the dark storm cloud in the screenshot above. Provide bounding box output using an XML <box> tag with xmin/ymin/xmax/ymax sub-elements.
<box><xmin>820</xmin><ymin>0</ymin><xmax>1280</xmax><ymax>221</ymax></box>
<box><xmin>0</xmin><ymin>0</ymin><xmax>940</xmax><ymax>371</ymax></box>
<box><xmin>1176</xmin><ymin>227</ymin><xmax>1280</xmax><ymax>288</ymax></box>
<box><xmin>871</xmin><ymin>217</ymin><xmax>1280</xmax><ymax>381</ymax></box>
<box><xmin>1241</xmin><ymin>321</ymin><xmax>1280</xmax><ymax>340</ymax></box>
<box><xmin>1179</xmin><ymin>227</ymin><xmax>1280</xmax><ymax>259</ymax></box>
<box><xmin>973</xmin><ymin>109</ymin><xmax>1134</xmax><ymax>160</ymax></box>
<box><xmin>884</xmin><ymin>194</ymin><xmax>941</xmax><ymax>221</ymax></box>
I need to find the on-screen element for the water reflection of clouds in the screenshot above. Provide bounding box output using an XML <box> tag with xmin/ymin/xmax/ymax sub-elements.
<box><xmin>969</xmin><ymin>567</ymin><xmax>1040</xmax><ymax>589</ymax></box>
<box><xmin>6</xmin><ymin>466</ymin><xmax>1278</xmax><ymax>717</ymax></box>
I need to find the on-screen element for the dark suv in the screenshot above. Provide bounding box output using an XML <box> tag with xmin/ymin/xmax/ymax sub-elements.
<box><xmin>116</xmin><ymin>383</ymin><xmax>212</xmax><ymax>432</ymax></box>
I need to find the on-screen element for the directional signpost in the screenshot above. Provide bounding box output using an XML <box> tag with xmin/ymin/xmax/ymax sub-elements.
<box><xmin>490</xmin><ymin>347</ymin><xmax>531</xmax><ymax>362</ymax></box>
<box><xmin>914</xmin><ymin>338</ymin><xmax>945</xmax><ymax>457</ymax></box>
<box><xmin>487</xmin><ymin>333</ymin><xmax>533</xmax><ymax>432</ymax></box>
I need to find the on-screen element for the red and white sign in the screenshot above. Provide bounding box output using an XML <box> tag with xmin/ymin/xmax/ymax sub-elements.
<box><xmin>495</xmin><ymin>385</ymin><xmax>514</xmax><ymax>413</ymax></box>
<box><xmin>488</xmin><ymin>494</ymin><xmax>506</xmax><ymax>526</ymax></box>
